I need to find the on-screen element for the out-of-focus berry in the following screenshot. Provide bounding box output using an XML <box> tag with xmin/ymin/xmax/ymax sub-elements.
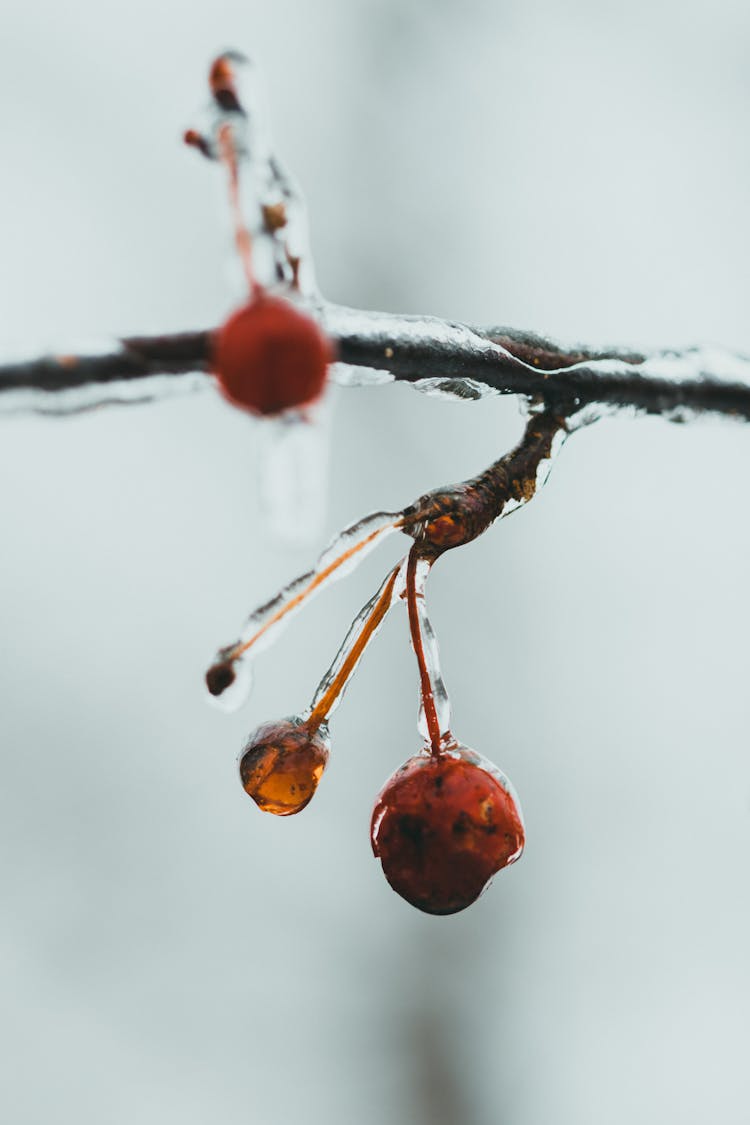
<box><xmin>212</xmin><ymin>295</ymin><xmax>331</xmax><ymax>417</ymax></box>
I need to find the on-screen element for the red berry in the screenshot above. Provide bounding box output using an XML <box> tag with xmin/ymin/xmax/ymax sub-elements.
<box><xmin>212</xmin><ymin>295</ymin><xmax>331</xmax><ymax>416</ymax></box>
<box><xmin>239</xmin><ymin>717</ymin><xmax>329</xmax><ymax>816</ymax></box>
<box><xmin>371</xmin><ymin>744</ymin><xmax>524</xmax><ymax>915</ymax></box>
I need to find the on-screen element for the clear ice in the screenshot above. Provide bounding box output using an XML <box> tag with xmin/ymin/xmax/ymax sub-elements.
<box><xmin>205</xmin><ymin>658</ymin><xmax>254</xmax><ymax>713</ymax></box>
<box><xmin>208</xmin><ymin>509</ymin><xmax>402</xmax><ymax>698</ymax></box>
<box><xmin>409</xmin><ymin>555</ymin><xmax>453</xmax><ymax>746</ymax></box>
<box><xmin>308</xmin><ymin>558</ymin><xmax>407</xmax><ymax>723</ymax></box>
<box><xmin>256</xmin><ymin>413</ymin><xmax>331</xmax><ymax>545</ymax></box>
<box><xmin>185</xmin><ymin>53</ymin><xmax>317</xmax><ymax>301</ymax></box>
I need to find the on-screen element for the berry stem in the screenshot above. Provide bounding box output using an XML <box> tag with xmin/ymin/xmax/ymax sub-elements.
<box><xmin>406</xmin><ymin>547</ymin><xmax>442</xmax><ymax>757</ymax></box>
<box><xmin>306</xmin><ymin>561</ymin><xmax>403</xmax><ymax>733</ymax></box>
<box><xmin>217</xmin><ymin>123</ymin><xmax>261</xmax><ymax>301</ymax></box>
<box><xmin>218</xmin><ymin>513</ymin><xmax>404</xmax><ymax>673</ymax></box>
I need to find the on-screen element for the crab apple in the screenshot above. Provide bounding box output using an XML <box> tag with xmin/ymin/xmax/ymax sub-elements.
<box><xmin>370</xmin><ymin>744</ymin><xmax>524</xmax><ymax>915</ymax></box>
<box><xmin>239</xmin><ymin>717</ymin><xmax>329</xmax><ymax>816</ymax></box>
<box><xmin>212</xmin><ymin>295</ymin><xmax>331</xmax><ymax>417</ymax></box>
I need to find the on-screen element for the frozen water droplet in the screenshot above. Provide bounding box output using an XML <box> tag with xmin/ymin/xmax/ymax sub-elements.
<box><xmin>412</xmin><ymin>376</ymin><xmax>492</xmax><ymax>402</ymax></box>
<box><xmin>328</xmin><ymin>361</ymin><xmax>394</xmax><ymax>388</ymax></box>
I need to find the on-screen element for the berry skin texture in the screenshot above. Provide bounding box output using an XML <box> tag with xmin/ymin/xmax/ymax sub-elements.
<box><xmin>370</xmin><ymin>745</ymin><xmax>525</xmax><ymax>915</ymax></box>
<box><xmin>212</xmin><ymin>296</ymin><xmax>331</xmax><ymax>417</ymax></box>
<box><xmin>239</xmin><ymin>717</ymin><xmax>329</xmax><ymax>816</ymax></box>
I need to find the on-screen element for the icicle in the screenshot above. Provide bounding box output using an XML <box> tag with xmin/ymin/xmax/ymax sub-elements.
<box><xmin>307</xmin><ymin>558</ymin><xmax>407</xmax><ymax>728</ymax></box>
<box><xmin>409</xmin><ymin>555</ymin><xmax>453</xmax><ymax>747</ymax></box>
<box><xmin>256</xmin><ymin>408</ymin><xmax>330</xmax><ymax>545</ymax></box>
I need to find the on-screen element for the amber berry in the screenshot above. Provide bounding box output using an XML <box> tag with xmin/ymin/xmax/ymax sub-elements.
<box><xmin>212</xmin><ymin>295</ymin><xmax>331</xmax><ymax>417</ymax></box>
<box><xmin>370</xmin><ymin>744</ymin><xmax>525</xmax><ymax>915</ymax></box>
<box><xmin>239</xmin><ymin>717</ymin><xmax>329</xmax><ymax>816</ymax></box>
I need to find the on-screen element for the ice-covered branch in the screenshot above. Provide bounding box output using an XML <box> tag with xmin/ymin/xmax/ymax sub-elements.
<box><xmin>2</xmin><ymin>306</ymin><xmax>749</xmax><ymax>421</ymax></box>
<box><xmin>0</xmin><ymin>332</ymin><xmax>214</xmax><ymax>415</ymax></box>
<box><xmin>3</xmin><ymin>49</ymin><xmax>748</xmax><ymax>424</ymax></box>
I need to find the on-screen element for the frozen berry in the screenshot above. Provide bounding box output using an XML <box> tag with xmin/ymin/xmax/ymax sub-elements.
<box><xmin>205</xmin><ymin>660</ymin><xmax>235</xmax><ymax>697</ymax></box>
<box><xmin>371</xmin><ymin>744</ymin><xmax>524</xmax><ymax>915</ymax></box>
<box><xmin>209</xmin><ymin>53</ymin><xmax>244</xmax><ymax>111</ymax></box>
<box><xmin>183</xmin><ymin>128</ymin><xmax>211</xmax><ymax>158</ymax></box>
<box><xmin>212</xmin><ymin>295</ymin><xmax>331</xmax><ymax>416</ymax></box>
<box><xmin>239</xmin><ymin>717</ymin><xmax>329</xmax><ymax>816</ymax></box>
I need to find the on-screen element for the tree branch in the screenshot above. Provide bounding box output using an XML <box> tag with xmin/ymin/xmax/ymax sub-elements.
<box><xmin>2</xmin><ymin>303</ymin><xmax>749</xmax><ymax>421</ymax></box>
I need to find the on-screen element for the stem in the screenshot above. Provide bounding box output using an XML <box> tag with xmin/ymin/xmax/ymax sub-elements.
<box><xmin>228</xmin><ymin>518</ymin><xmax>403</xmax><ymax>665</ymax></box>
<box><xmin>217</xmin><ymin>123</ymin><xmax>259</xmax><ymax>300</ymax></box>
<box><xmin>406</xmin><ymin>547</ymin><xmax>441</xmax><ymax>757</ymax></box>
<box><xmin>306</xmin><ymin>561</ymin><xmax>403</xmax><ymax>732</ymax></box>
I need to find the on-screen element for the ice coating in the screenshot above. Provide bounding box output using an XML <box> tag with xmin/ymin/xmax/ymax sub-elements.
<box><xmin>307</xmin><ymin>558</ymin><xmax>407</xmax><ymax>727</ymax></box>
<box><xmin>412</xmin><ymin>377</ymin><xmax>490</xmax><ymax>402</ymax></box>
<box><xmin>0</xmin><ymin>338</ymin><xmax>212</xmax><ymax>416</ymax></box>
<box><xmin>238</xmin><ymin>715</ymin><xmax>330</xmax><ymax>816</ymax></box>
<box><xmin>185</xmin><ymin>52</ymin><xmax>317</xmax><ymax>299</ymax></box>
<box><xmin>370</xmin><ymin>742</ymin><xmax>525</xmax><ymax>915</ymax></box>
<box><xmin>409</xmin><ymin>555</ymin><xmax>453</xmax><ymax>747</ymax></box>
<box><xmin>322</xmin><ymin>303</ymin><xmax>506</xmax><ymax>364</ymax></box>
<box><xmin>206</xmin><ymin>509</ymin><xmax>402</xmax><ymax>697</ymax></box>
<box><xmin>0</xmin><ymin>370</ymin><xmax>211</xmax><ymax>417</ymax></box>
<box><xmin>327</xmin><ymin>361</ymin><xmax>395</xmax><ymax>389</ymax></box>
<box><xmin>529</xmin><ymin>424</ymin><xmax>569</xmax><ymax>492</ymax></box>
<box><xmin>5</xmin><ymin>308</ymin><xmax>750</xmax><ymax>417</ymax></box>
<box><xmin>479</xmin><ymin>418</ymin><xmax>570</xmax><ymax>525</ymax></box>
<box><xmin>323</xmin><ymin>303</ymin><xmax>508</xmax><ymax>400</ymax></box>
<box><xmin>322</xmin><ymin>303</ymin><xmax>750</xmax><ymax>417</ymax></box>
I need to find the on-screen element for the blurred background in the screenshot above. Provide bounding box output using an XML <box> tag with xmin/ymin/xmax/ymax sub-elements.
<box><xmin>1</xmin><ymin>2</ymin><xmax>749</xmax><ymax>1122</ymax></box>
